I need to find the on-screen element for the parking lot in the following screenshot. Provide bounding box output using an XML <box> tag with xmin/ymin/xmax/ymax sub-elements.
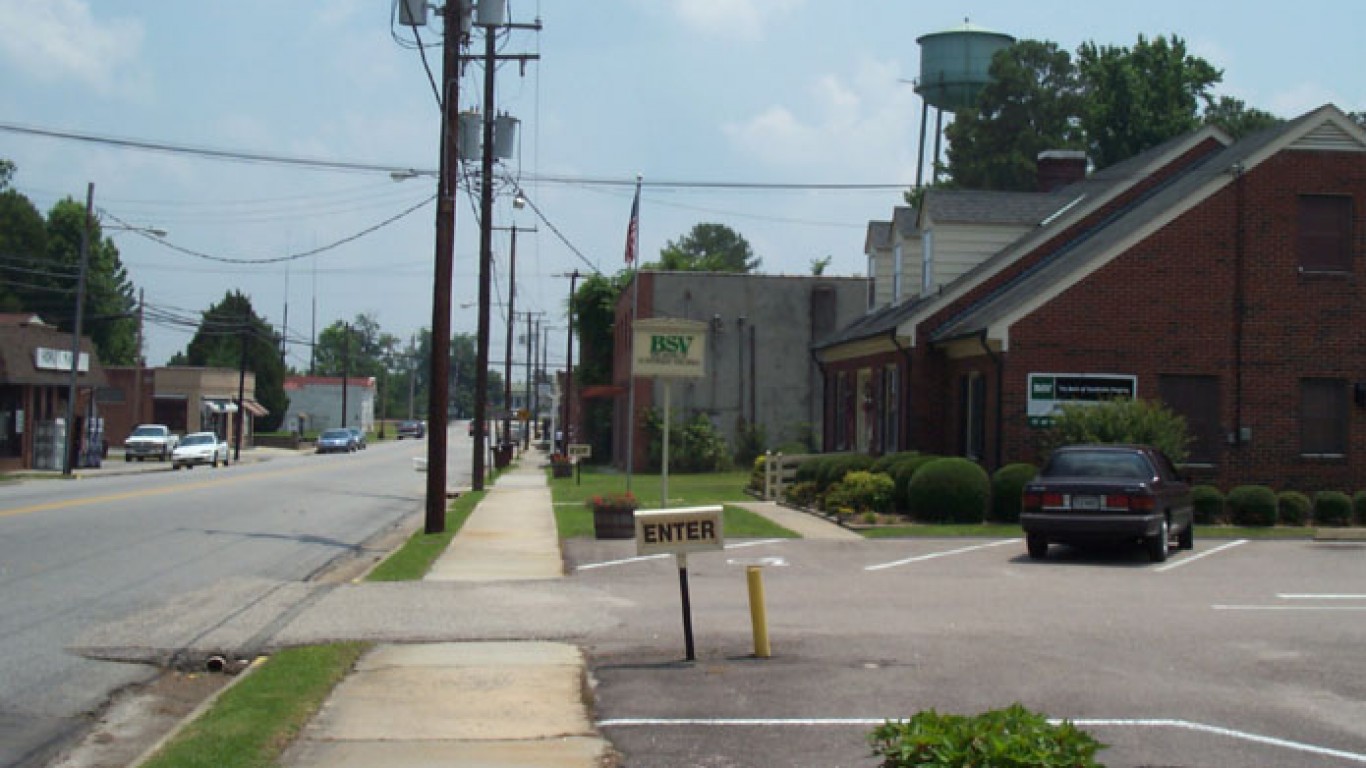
<box><xmin>566</xmin><ymin>535</ymin><xmax>1366</xmax><ymax>767</ymax></box>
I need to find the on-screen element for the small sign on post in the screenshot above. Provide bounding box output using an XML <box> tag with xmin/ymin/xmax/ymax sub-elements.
<box><xmin>635</xmin><ymin>506</ymin><xmax>724</xmax><ymax>661</ymax></box>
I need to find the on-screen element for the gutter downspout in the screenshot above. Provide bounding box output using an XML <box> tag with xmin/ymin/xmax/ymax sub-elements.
<box><xmin>978</xmin><ymin>330</ymin><xmax>1004</xmax><ymax>471</ymax></box>
<box><xmin>810</xmin><ymin>347</ymin><xmax>828</xmax><ymax>452</ymax></box>
<box><xmin>890</xmin><ymin>330</ymin><xmax>914</xmax><ymax>453</ymax></box>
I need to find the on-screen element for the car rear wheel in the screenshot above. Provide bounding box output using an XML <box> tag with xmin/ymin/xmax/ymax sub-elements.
<box><xmin>1026</xmin><ymin>534</ymin><xmax>1049</xmax><ymax>560</ymax></box>
<box><xmin>1147</xmin><ymin>519</ymin><xmax>1170</xmax><ymax>562</ymax></box>
<box><xmin>211</xmin><ymin>457</ymin><xmax>219</xmax><ymax>468</ymax></box>
<box><xmin>1177</xmin><ymin>522</ymin><xmax>1193</xmax><ymax>550</ymax></box>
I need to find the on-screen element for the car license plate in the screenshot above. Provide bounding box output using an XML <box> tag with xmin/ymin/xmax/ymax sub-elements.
<box><xmin>1072</xmin><ymin>495</ymin><xmax>1100</xmax><ymax>510</ymax></box>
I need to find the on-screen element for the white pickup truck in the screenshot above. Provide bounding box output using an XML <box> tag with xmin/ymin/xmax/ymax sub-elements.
<box><xmin>124</xmin><ymin>424</ymin><xmax>180</xmax><ymax>462</ymax></box>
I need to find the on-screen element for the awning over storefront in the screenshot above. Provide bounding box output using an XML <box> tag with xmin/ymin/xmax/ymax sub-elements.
<box><xmin>240</xmin><ymin>399</ymin><xmax>268</xmax><ymax>417</ymax></box>
<box><xmin>202</xmin><ymin>398</ymin><xmax>238</xmax><ymax>414</ymax></box>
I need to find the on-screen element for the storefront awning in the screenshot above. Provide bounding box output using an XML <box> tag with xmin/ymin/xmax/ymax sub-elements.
<box><xmin>202</xmin><ymin>398</ymin><xmax>238</xmax><ymax>414</ymax></box>
<box><xmin>241</xmin><ymin>399</ymin><xmax>269</xmax><ymax>417</ymax></box>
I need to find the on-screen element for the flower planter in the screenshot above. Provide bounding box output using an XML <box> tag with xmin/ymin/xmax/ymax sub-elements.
<box><xmin>552</xmin><ymin>462</ymin><xmax>573</xmax><ymax>478</ymax></box>
<box><xmin>592</xmin><ymin>505</ymin><xmax>636</xmax><ymax>539</ymax></box>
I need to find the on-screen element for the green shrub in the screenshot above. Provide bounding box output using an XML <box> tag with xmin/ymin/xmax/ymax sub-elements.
<box><xmin>890</xmin><ymin>454</ymin><xmax>943</xmax><ymax>512</ymax></box>
<box><xmin>1313</xmin><ymin>491</ymin><xmax>1353</xmax><ymax>527</ymax></box>
<box><xmin>1276</xmin><ymin>491</ymin><xmax>1311</xmax><ymax>527</ymax></box>
<box><xmin>643</xmin><ymin>411</ymin><xmax>732</xmax><ymax>473</ymax></box>
<box><xmin>733</xmin><ymin>418</ymin><xmax>766</xmax><ymax>468</ymax></box>
<box><xmin>989</xmin><ymin>463</ymin><xmax>1037</xmax><ymax>523</ymax></box>
<box><xmin>871</xmin><ymin>451</ymin><xmax>922</xmax><ymax>475</ymax></box>
<box><xmin>1356</xmin><ymin>491</ymin><xmax>1366</xmax><ymax>526</ymax></box>
<box><xmin>786</xmin><ymin>481</ymin><xmax>819</xmax><ymax>509</ymax></box>
<box><xmin>825</xmin><ymin>471</ymin><xmax>895</xmax><ymax>516</ymax></box>
<box><xmin>747</xmin><ymin>455</ymin><xmax>766</xmax><ymax>493</ymax></box>
<box><xmin>868</xmin><ymin>703</ymin><xmax>1105</xmax><ymax>768</ymax></box>
<box><xmin>907</xmin><ymin>458</ymin><xmax>989</xmax><ymax>524</ymax></box>
<box><xmin>1040</xmin><ymin>398</ymin><xmax>1192</xmax><ymax>463</ymax></box>
<box><xmin>1191</xmin><ymin>485</ymin><xmax>1225</xmax><ymax>525</ymax></box>
<box><xmin>1227</xmin><ymin>485</ymin><xmax>1277</xmax><ymax>527</ymax></box>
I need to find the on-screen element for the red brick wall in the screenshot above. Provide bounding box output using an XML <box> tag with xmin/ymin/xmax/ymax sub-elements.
<box><xmin>998</xmin><ymin>149</ymin><xmax>1366</xmax><ymax>492</ymax></box>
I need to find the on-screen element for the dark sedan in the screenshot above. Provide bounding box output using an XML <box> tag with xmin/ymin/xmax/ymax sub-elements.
<box><xmin>1021</xmin><ymin>444</ymin><xmax>1194</xmax><ymax>562</ymax></box>
<box><xmin>396</xmin><ymin>420</ymin><xmax>426</xmax><ymax>439</ymax></box>
<box><xmin>316</xmin><ymin>428</ymin><xmax>356</xmax><ymax>454</ymax></box>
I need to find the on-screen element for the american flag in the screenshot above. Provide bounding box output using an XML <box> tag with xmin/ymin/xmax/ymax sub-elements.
<box><xmin>624</xmin><ymin>181</ymin><xmax>640</xmax><ymax>265</ymax></box>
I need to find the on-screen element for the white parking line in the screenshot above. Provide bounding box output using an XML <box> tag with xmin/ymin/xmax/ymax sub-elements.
<box><xmin>575</xmin><ymin>539</ymin><xmax>785</xmax><ymax>572</ymax></box>
<box><xmin>1153</xmin><ymin>538</ymin><xmax>1247</xmax><ymax>572</ymax></box>
<box><xmin>595</xmin><ymin>717</ymin><xmax>1366</xmax><ymax>763</ymax></box>
<box><xmin>1278</xmin><ymin>593</ymin><xmax>1366</xmax><ymax>600</ymax></box>
<box><xmin>864</xmin><ymin>539</ymin><xmax>1020</xmax><ymax>572</ymax></box>
<box><xmin>1213</xmin><ymin>605</ymin><xmax>1366</xmax><ymax>611</ymax></box>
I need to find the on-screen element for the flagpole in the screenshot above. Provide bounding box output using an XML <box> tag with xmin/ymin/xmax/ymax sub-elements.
<box><xmin>625</xmin><ymin>174</ymin><xmax>642</xmax><ymax>494</ymax></box>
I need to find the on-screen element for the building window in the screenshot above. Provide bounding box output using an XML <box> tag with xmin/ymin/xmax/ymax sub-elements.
<box><xmin>883</xmin><ymin>364</ymin><xmax>900</xmax><ymax>453</ymax></box>
<box><xmin>961</xmin><ymin>372</ymin><xmax>985</xmax><ymax>461</ymax></box>
<box><xmin>893</xmin><ymin>242</ymin><xmax>903</xmax><ymax>303</ymax></box>
<box><xmin>866</xmin><ymin>253</ymin><xmax>877</xmax><ymax>310</ymax></box>
<box><xmin>1301</xmin><ymin>378</ymin><xmax>1347</xmax><ymax>456</ymax></box>
<box><xmin>1298</xmin><ymin>195</ymin><xmax>1353</xmax><ymax>273</ymax></box>
<box><xmin>1158</xmin><ymin>375</ymin><xmax>1220</xmax><ymax>464</ymax></box>
<box><xmin>922</xmin><ymin>230</ymin><xmax>935</xmax><ymax>293</ymax></box>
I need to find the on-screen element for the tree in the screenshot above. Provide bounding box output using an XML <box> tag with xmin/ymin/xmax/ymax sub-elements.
<box><xmin>650</xmin><ymin>223</ymin><xmax>760</xmax><ymax>273</ymax></box>
<box><xmin>0</xmin><ymin>187</ymin><xmax>47</xmax><ymax>314</ymax></box>
<box><xmin>42</xmin><ymin>199</ymin><xmax>139</xmax><ymax>365</ymax></box>
<box><xmin>1203</xmin><ymin>96</ymin><xmax>1281</xmax><ymax>140</ymax></box>
<box><xmin>572</xmin><ymin>271</ymin><xmax>631</xmax><ymax>461</ymax></box>
<box><xmin>809</xmin><ymin>255</ymin><xmax>832</xmax><ymax>275</ymax></box>
<box><xmin>180</xmin><ymin>291</ymin><xmax>289</xmax><ymax>431</ymax></box>
<box><xmin>1076</xmin><ymin>34</ymin><xmax>1222</xmax><ymax>169</ymax></box>
<box><xmin>945</xmin><ymin>40</ymin><xmax>1085</xmax><ymax>190</ymax></box>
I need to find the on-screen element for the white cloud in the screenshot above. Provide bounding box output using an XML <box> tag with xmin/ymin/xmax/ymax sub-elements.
<box><xmin>0</xmin><ymin>0</ymin><xmax>145</xmax><ymax>95</ymax></box>
<box><xmin>669</xmin><ymin>0</ymin><xmax>804</xmax><ymax>42</ymax></box>
<box><xmin>723</xmin><ymin>56</ymin><xmax>919</xmax><ymax>181</ymax></box>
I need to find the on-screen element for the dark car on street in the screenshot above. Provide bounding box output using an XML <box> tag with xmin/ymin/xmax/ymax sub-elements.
<box><xmin>396</xmin><ymin>420</ymin><xmax>426</xmax><ymax>439</ymax></box>
<box><xmin>1021</xmin><ymin>444</ymin><xmax>1194</xmax><ymax>562</ymax></box>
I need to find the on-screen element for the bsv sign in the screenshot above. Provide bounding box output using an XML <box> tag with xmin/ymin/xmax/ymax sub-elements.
<box><xmin>633</xmin><ymin>318</ymin><xmax>707</xmax><ymax>378</ymax></box>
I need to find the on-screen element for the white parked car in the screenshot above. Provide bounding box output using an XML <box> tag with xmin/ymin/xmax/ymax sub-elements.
<box><xmin>171</xmin><ymin>432</ymin><xmax>230</xmax><ymax>469</ymax></box>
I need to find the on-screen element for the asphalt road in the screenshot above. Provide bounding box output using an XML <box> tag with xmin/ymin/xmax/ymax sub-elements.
<box><xmin>0</xmin><ymin>427</ymin><xmax>470</xmax><ymax>768</ymax></box>
<box><xmin>564</xmin><ymin>535</ymin><xmax>1366</xmax><ymax>767</ymax></box>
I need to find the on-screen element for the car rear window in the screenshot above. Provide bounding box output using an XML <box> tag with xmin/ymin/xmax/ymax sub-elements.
<box><xmin>1044</xmin><ymin>451</ymin><xmax>1153</xmax><ymax>479</ymax></box>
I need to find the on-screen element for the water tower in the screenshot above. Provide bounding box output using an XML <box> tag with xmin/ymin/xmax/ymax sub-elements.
<box><xmin>913</xmin><ymin>21</ymin><xmax>1015</xmax><ymax>187</ymax></box>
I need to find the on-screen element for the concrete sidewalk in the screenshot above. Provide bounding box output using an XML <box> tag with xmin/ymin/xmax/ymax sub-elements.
<box><xmin>281</xmin><ymin>446</ymin><xmax>613</xmax><ymax>767</ymax></box>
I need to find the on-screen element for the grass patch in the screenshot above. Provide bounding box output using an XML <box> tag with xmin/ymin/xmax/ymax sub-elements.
<box><xmin>139</xmin><ymin>643</ymin><xmax>367</xmax><ymax>768</ymax></box>
<box><xmin>549</xmin><ymin>466</ymin><xmax>792</xmax><ymax>538</ymax></box>
<box><xmin>366</xmin><ymin>490</ymin><xmax>485</xmax><ymax>581</ymax></box>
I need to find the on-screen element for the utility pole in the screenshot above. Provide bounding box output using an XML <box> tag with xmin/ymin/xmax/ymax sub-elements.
<box><xmin>493</xmin><ymin>225</ymin><xmax>535</xmax><ymax>450</ymax></box>
<box><xmin>341</xmin><ymin>322</ymin><xmax>351</xmax><ymax>429</ymax></box>
<box><xmin>561</xmin><ymin>270</ymin><xmax>579</xmax><ymax>455</ymax></box>
<box><xmin>134</xmin><ymin>287</ymin><xmax>144</xmax><ymax>426</ymax></box>
<box><xmin>523</xmin><ymin>310</ymin><xmax>535</xmax><ymax>449</ymax></box>
<box><xmin>61</xmin><ymin>182</ymin><xmax>94</xmax><ymax>477</ymax></box>
<box><xmin>411</xmin><ymin>2</ymin><xmax>466</xmax><ymax>531</ymax></box>
<box><xmin>235</xmin><ymin>314</ymin><xmax>248</xmax><ymax>462</ymax></box>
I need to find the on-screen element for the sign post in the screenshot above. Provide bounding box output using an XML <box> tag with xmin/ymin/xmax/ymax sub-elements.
<box><xmin>636</xmin><ymin>505</ymin><xmax>724</xmax><ymax>661</ymax></box>
<box><xmin>632</xmin><ymin>318</ymin><xmax>707</xmax><ymax>508</ymax></box>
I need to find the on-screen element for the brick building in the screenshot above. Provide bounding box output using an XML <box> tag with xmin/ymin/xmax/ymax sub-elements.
<box><xmin>816</xmin><ymin>105</ymin><xmax>1365</xmax><ymax>493</ymax></box>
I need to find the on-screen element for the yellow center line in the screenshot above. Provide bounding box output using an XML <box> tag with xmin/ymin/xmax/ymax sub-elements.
<box><xmin>0</xmin><ymin>464</ymin><xmax>316</xmax><ymax>519</ymax></box>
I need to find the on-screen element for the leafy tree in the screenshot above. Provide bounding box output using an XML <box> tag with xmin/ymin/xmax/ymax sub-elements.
<box><xmin>0</xmin><ymin>159</ymin><xmax>14</xmax><ymax>190</ymax></box>
<box><xmin>1039</xmin><ymin>398</ymin><xmax>1191</xmax><ymax>463</ymax></box>
<box><xmin>0</xmin><ymin>187</ymin><xmax>47</xmax><ymax>313</ymax></box>
<box><xmin>571</xmin><ymin>271</ymin><xmax>630</xmax><ymax>461</ymax></box>
<box><xmin>945</xmin><ymin>40</ymin><xmax>1085</xmax><ymax>190</ymax></box>
<box><xmin>42</xmin><ymin>199</ymin><xmax>139</xmax><ymax>365</ymax></box>
<box><xmin>1076</xmin><ymin>34</ymin><xmax>1221</xmax><ymax>169</ymax></box>
<box><xmin>1347</xmin><ymin>111</ymin><xmax>1365</xmax><ymax>129</ymax></box>
<box><xmin>180</xmin><ymin>291</ymin><xmax>289</xmax><ymax>431</ymax></box>
<box><xmin>1203</xmin><ymin>95</ymin><xmax>1281</xmax><ymax>139</ymax></box>
<box><xmin>809</xmin><ymin>255</ymin><xmax>832</xmax><ymax>275</ymax></box>
<box><xmin>649</xmin><ymin>223</ymin><xmax>760</xmax><ymax>273</ymax></box>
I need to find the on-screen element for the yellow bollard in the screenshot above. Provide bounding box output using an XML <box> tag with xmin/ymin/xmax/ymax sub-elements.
<box><xmin>746</xmin><ymin>565</ymin><xmax>771</xmax><ymax>658</ymax></box>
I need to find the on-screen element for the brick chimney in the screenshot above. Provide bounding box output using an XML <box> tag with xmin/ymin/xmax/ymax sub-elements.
<box><xmin>1036</xmin><ymin>150</ymin><xmax>1088</xmax><ymax>192</ymax></box>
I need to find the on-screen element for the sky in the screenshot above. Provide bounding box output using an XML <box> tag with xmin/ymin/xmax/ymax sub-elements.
<box><xmin>1</xmin><ymin>0</ymin><xmax>1362</xmax><ymax>371</ymax></box>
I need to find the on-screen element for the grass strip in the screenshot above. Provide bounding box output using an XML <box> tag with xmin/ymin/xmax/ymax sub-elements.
<box><xmin>138</xmin><ymin>642</ymin><xmax>366</xmax><ymax>768</ymax></box>
<box><xmin>366</xmin><ymin>489</ymin><xmax>485</xmax><ymax>581</ymax></box>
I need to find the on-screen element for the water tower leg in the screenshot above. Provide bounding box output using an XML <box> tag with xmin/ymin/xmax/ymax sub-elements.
<box><xmin>915</xmin><ymin>100</ymin><xmax>930</xmax><ymax>190</ymax></box>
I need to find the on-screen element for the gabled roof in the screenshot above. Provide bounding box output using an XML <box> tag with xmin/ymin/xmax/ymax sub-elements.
<box><xmin>929</xmin><ymin>105</ymin><xmax>1359</xmax><ymax>346</ymax></box>
<box><xmin>892</xmin><ymin>205</ymin><xmax>918</xmax><ymax>237</ymax></box>
<box><xmin>923</xmin><ymin>189</ymin><xmax>1073</xmax><ymax>226</ymax></box>
<box><xmin>864</xmin><ymin>221</ymin><xmax>892</xmax><ymax>253</ymax></box>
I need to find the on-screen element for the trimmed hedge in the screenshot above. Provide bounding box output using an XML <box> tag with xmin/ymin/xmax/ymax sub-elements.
<box><xmin>1276</xmin><ymin>491</ymin><xmax>1311</xmax><ymax>527</ymax></box>
<box><xmin>891</xmin><ymin>454</ymin><xmax>944</xmax><ymax>513</ymax></box>
<box><xmin>1313</xmin><ymin>491</ymin><xmax>1353</xmax><ymax>527</ymax></box>
<box><xmin>1227</xmin><ymin>485</ymin><xmax>1277</xmax><ymax>527</ymax></box>
<box><xmin>1191</xmin><ymin>485</ymin><xmax>1225</xmax><ymax>525</ymax></box>
<box><xmin>989</xmin><ymin>463</ymin><xmax>1037</xmax><ymax>523</ymax></box>
<box><xmin>794</xmin><ymin>453</ymin><xmax>876</xmax><ymax>493</ymax></box>
<box><xmin>907</xmin><ymin>458</ymin><xmax>990</xmax><ymax>524</ymax></box>
<box><xmin>825</xmin><ymin>470</ymin><xmax>895</xmax><ymax>516</ymax></box>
